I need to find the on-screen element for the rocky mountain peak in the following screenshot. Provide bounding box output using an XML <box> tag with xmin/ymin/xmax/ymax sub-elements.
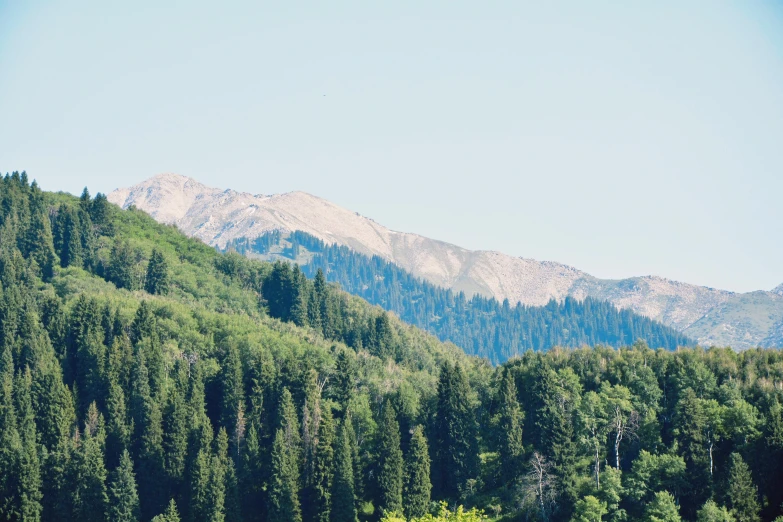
<box><xmin>108</xmin><ymin>174</ymin><xmax>783</xmax><ymax>349</ymax></box>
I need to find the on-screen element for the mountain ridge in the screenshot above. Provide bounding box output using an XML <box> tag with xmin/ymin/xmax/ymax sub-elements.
<box><xmin>108</xmin><ymin>173</ymin><xmax>783</xmax><ymax>349</ymax></box>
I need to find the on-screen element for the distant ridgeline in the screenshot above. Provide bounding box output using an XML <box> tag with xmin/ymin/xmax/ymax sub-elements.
<box><xmin>224</xmin><ymin>231</ymin><xmax>693</xmax><ymax>361</ymax></box>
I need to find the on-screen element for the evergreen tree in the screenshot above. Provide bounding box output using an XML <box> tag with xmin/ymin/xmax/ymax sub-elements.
<box><xmin>675</xmin><ymin>388</ymin><xmax>712</xmax><ymax>516</ymax></box>
<box><xmin>239</xmin><ymin>424</ymin><xmax>263</xmax><ymax>521</ymax></box>
<box><xmin>331</xmin><ymin>416</ymin><xmax>358</xmax><ymax>522</ymax></box>
<box><xmin>205</xmin><ymin>428</ymin><xmax>229</xmax><ymax>522</ymax></box>
<box><xmin>310</xmin><ymin>406</ymin><xmax>335</xmax><ymax>522</ymax></box>
<box><xmin>219</xmin><ymin>341</ymin><xmax>244</xmax><ymax>447</ymax></box>
<box><xmin>534</xmin><ymin>368</ymin><xmax>579</xmax><ymax>513</ymax></box>
<box><xmin>107</xmin><ymin>239</ymin><xmax>141</xmax><ymax>291</ymax></box>
<box><xmin>376</xmin><ymin>401</ymin><xmax>403</xmax><ymax>516</ymax></box>
<box><xmin>108</xmin><ymin>449</ymin><xmax>141</xmax><ymax>522</ymax></box>
<box><xmin>726</xmin><ymin>453</ymin><xmax>760</xmax><ymax>522</ymax></box>
<box><xmin>269</xmin><ymin>428</ymin><xmax>302</xmax><ymax>522</ymax></box>
<box><xmin>152</xmin><ymin>499</ymin><xmax>182</xmax><ymax>522</ymax></box>
<box><xmin>145</xmin><ymin>248</ymin><xmax>170</xmax><ymax>295</ymax></box>
<box><xmin>404</xmin><ymin>425</ymin><xmax>431</xmax><ymax>519</ymax></box>
<box><xmin>72</xmin><ymin>424</ymin><xmax>109</xmax><ymax>522</ymax></box>
<box><xmin>432</xmin><ymin>362</ymin><xmax>479</xmax><ymax>499</ymax></box>
<box><xmin>187</xmin><ymin>419</ymin><xmax>214</xmax><ymax>522</ymax></box>
<box><xmin>498</xmin><ymin>368</ymin><xmax>524</xmax><ymax>484</ymax></box>
<box><xmin>163</xmin><ymin>380</ymin><xmax>189</xmax><ymax>500</ymax></box>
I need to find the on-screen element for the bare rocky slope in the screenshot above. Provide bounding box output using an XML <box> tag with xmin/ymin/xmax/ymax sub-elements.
<box><xmin>109</xmin><ymin>173</ymin><xmax>783</xmax><ymax>349</ymax></box>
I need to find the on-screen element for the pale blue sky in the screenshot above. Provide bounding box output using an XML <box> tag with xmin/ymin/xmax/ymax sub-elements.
<box><xmin>2</xmin><ymin>1</ymin><xmax>782</xmax><ymax>292</ymax></box>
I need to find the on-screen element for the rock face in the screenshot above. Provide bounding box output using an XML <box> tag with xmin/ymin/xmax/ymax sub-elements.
<box><xmin>109</xmin><ymin>173</ymin><xmax>783</xmax><ymax>349</ymax></box>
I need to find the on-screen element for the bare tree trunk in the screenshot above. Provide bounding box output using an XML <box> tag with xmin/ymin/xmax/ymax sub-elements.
<box><xmin>615</xmin><ymin>419</ymin><xmax>623</xmax><ymax>470</ymax></box>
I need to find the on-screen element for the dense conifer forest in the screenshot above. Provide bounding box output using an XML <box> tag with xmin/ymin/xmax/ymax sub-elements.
<box><xmin>2</xmin><ymin>171</ymin><xmax>783</xmax><ymax>522</ymax></box>
<box><xmin>225</xmin><ymin>232</ymin><xmax>693</xmax><ymax>362</ymax></box>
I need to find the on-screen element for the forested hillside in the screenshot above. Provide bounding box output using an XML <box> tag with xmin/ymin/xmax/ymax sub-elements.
<box><xmin>225</xmin><ymin>232</ymin><xmax>692</xmax><ymax>362</ymax></box>
<box><xmin>2</xmin><ymin>171</ymin><xmax>783</xmax><ymax>522</ymax></box>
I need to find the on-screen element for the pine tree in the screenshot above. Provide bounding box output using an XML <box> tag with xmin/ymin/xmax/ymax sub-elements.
<box><xmin>187</xmin><ymin>420</ymin><xmax>214</xmax><ymax>522</ymax></box>
<box><xmin>675</xmin><ymin>388</ymin><xmax>711</xmax><ymax>516</ymax></box>
<box><xmin>57</xmin><ymin>205</ymin><xmax>83</xmax><ymax>268</ymax></box>
<box><xmin>107</xmin><ymin>239</ymin><xmax>141</xmax><ymax>290</ymax></box>
<box><xmin>331</xmin><ymin>416</ymin><xmax>358</xmax><ymax>522</ymax></box>
<box><xmin>269</xmin><ymin>428</ymin><xmax>303</xmax><ymax>522</ymax></box>
<box><xmin>129</xmin><ymin>348</ymin><xmax>166</xmax><ymax>520</ymax></box>
<box><xmin>302</xmin><ymin>369</ymin><xmax>322</xmax><ymax>520</ymax></box>
<box><xmin>219</xmin><ymin>341</ymin><xmax>244</xmax><ymax>448</ymax></box>
<box><xmin>498</xmin><ymin>368</ymin><xmax>524</xmax><ymax>484</ymax></box>
<box><xmin>13</xmin><ymin>367</ymin><xmax>44</xmax><ymax>521</ymax></box>
<box><xmin>145</xmin><ymin>248</ymin><xmax>170</xmax><ymax>295</ymax></box>
<box><xmin>239</xmin><ymin>424</ymin><xmax>263</xmax><ymax>521</ymax></box>
<box><xmin>163</xmin><ymin>381</ymin><xmax>189</xmax><ymax>499</ymax></box>
<box><xmin>311</xmin><ymin>406</ymin><xmax>335</xmax><ymax>522</ymax></box>
<box><xmin>404</xmin><ymin>425</ymin><xmax>431</xmax><ymax>519</ymax></box>
<box><xmin>152</xmin><ymin>499</ymin><xmax>182</xmax><ymax>522</ymax></box>
<box><xmin>726</xmin><ymin>453</ymin><xmax>760</xmax><ymax>522</ymax></box>
<box><xmin>108</xmin><ymin>449</ymin><xmax>141</xmax><ymax>522</ymax></box>
<box><xmin>333</xmin><ymin>348</ymin><xmax>356</xmax><ymax>415</ymax></box>
<box><xmin>72</xmin><ymin>424</ymin><xmax>109</xmax><ymax>522</ymax></box>
<box><xmin>535</xmin><ymin>368</ymin><xmax>578</xmax><ymax>512</ymax></box>
<box><xmin>432</xmin><ymin>362</ymin><xmax>479</xmax><ymax>499</ymax></box>
<box><xmin>377</xmin><ymin>401</ymin><xmax>403</xmax><ymax>516</ymax></box>
<box><xmin>205</xmin><ymin>428</ymin><xmax>229</xmax><ymax>522</ymax></box>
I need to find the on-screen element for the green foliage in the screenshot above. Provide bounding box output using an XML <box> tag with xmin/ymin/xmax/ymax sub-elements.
<box><xmin>268</xmin><ymin>428</ymin><xmax>302</xmax><ymax>522</ymax></box>
<box><xmin>377</xmin><ymin>401</ymin><xmax>404</xmax><ymax>516</ymax></box>
<box><xmin>331</xmin><ymin>416</ymin><xmax>358</xmax><ymax>522</ymax></box>
<box><xmin>108</xmin><ymin>450</ymin><xmax>141</xmax><ymax>522</ymax></box>
<box><xmin>726</xmin><ymin>452</ymin><xmax>760</xmax><ymax>522</ymax></box>
<box><xmin>146</xmin><ymin>248</ymin><xmax>171</xmax><ymax>295</ymax></box>
<box><xmin>571</xmin><ymin>495</ymin><xmax>607</xmax><ymax>522</ymax></box>
<box><xmin>151</xmin><ymin>499</ymin><xmax>182</xmax><ymax>522</ymax></box>
<box><xmin>644</xmin><ymin>491</ymin><xmax>681</xmax><ymax>522</ymax></box>
<box><xmin>432</xmin><ymin>362</ymin><xmax>479</xmax><ymax>500</ymax></box>
<box><xmin>380</xmin><ymin>502</ymin><xmax>487</xmax><ymax>521</ymax></box>
<box><xmin>497</xmin><ymin>368</ymin><xmax>524</xmax><ymax>484</ymax></box>
<box><xmin>404</xmin><ymin>426</ymin><xmax>432</xmax><ymax>519</ymax></box>
<box><xmin>228</xmin><ymin>230</ymin><xmax>693</xmax><ymax>362</ymax></box>
<box><xmin>697</xmin><ymin>501</ymin><xmax>735</xmax><ymax>522</ymax></box>
<box><xmin>2</xmin><ymin>174</ymin><xmax>783</xmax><ymax>522</ymax></box>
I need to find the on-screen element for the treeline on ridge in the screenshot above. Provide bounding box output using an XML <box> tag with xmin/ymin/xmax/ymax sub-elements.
<box><xmin>225</xmin><ymin>231</ymin><xmax>693</xmax><ymax>362</ymax></box>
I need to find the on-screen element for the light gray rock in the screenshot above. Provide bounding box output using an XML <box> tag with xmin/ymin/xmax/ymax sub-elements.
<box><xmin>109</xmin><ymin>173</ymin><xmax>783</xmax><ymax>350</ymax></box>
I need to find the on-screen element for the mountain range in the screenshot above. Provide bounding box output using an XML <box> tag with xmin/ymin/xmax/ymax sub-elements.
<box><xmin>108</xmin><ymin>173</ymin><xmax>783</xmax><ymax>349</ymax></box>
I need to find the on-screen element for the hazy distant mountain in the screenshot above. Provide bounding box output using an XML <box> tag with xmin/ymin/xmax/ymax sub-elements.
<box><xmin>109</xmin><ymin>173</ymin><xmax>783</xmax><ymax>349</ymax></box>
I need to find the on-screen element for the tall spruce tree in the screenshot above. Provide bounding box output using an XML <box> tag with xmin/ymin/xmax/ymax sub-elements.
<box><xmin>432</xmin><ymin>362</ymin><xmax>479</xmax><ymax>499</ymax></box>
<box><xmin>376</xmin><ymin>401</ymin><xmax>403</xmax><ymax>516</ymax></box>
<box><xmin>404</xmin><ymin>425</ymin><xmax>431</xmax><ymax>519</ymax></box>
<box><xmin>145</xmin><ymin>248</ymin><xmax>170</xmax><ymax>295</ymax></box>
<box><xmin>71</xmin><ymin>424</ymin><xmax>109</xmax><ymax>522</ymax></box>
<box><xmin>498</xmin><ymin>368</ymin><xmax>524</xmax><ymax>484</ymax></box>
<box><xmin>268</xmin><ymin>428</ymin><xmax>303</xmax><ymax>522</ymax></box>
<box><xmin>108</xmin><ymin>449</ymin><xmax>141</xmax><ymax>522</ymax></box>
<box><xmin>311</xmin><ymin>406</ymin><xmax>335</xmax><ymax>522</ymax></box>
<box><xmin>152</xmin><ymin>499</ymin><xmax>182</xmax><ymax>522</ymax></box>
<box><xmin>331</xmin><ymin>416</ymin><xmax>358</xmax><ymax>522</ymax></box>
<box><xmin>726</xmin><ymin>453</ymin><xmax>760</xmax><ymax>522</ymax></box>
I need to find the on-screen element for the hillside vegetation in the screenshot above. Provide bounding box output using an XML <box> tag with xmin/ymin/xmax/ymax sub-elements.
<box><xmin>225</xmin><ymin>231</ymin><xmax>692</xmax><ymax>362</ymax></box>
<box><xmin>2</xmin><ymin>171</ymin><xmax>783</xmax><ymax>522</ymax></box>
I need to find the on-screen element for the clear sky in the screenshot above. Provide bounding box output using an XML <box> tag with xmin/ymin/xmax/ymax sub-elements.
<box><xmin>2</xmin><ymin>1</ymin><xmax>782</xmax><ymax>293</ymax></box>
